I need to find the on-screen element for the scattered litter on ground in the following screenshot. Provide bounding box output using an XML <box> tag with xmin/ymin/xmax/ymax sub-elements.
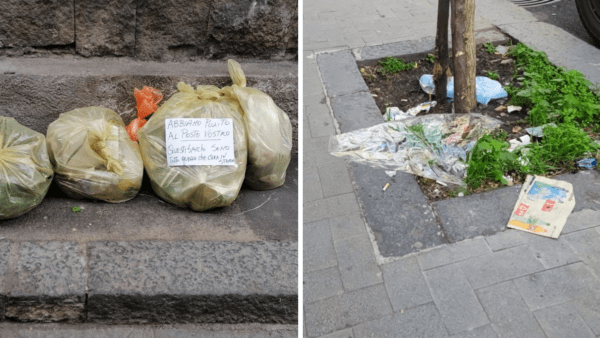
<box><xmin>384</xmin><ymin>101</ymin><xmax>437</xmax><ymax>121</ymax></box>
<box><xmin>496</xmin><ymin>45</ymin><xmax>510</xmax><ymax>55</ymax></box>
<box><xmin>512</xmin><ymin>126</ymin><xmax>522</xmax><ymax>133</ymax></box>
<box><xmin>525</xmin><ymin>123</ymin><xmax>557</xmax><ymax>137</ymax></box>
<box><xmin>507</xmin><ymin>105</ymin><xmax>522</xmax><ymax>113</ymax></box>
<box><xmin>495</xmin><ymin>105</ymin><xmax>506</xmax><ymax>111</ymax></box>
<box><xmin>329</xmin><ymin>113</ymin><xmax>502</xmax><ymax>185</ymax></box>
<box><xmin>383</xmin><ymin>183</ymin><xmax>390</xmax><ymax>191</ymax></box>
<box><xmin>419</xmin><ymin>74</ymin><xmax>508</xmax><ymax>105</ymax></box>
<box><xmin>507</xmin><ymin>175</ymin><xmax>575</xmax><ymax>238</ymax></box>
<box><xmin>385</xmin><ymin>170</ymin><xmax>397</xmax><ymax>177</ymax></box>
<box><xmin>578</xmin><ymin>158</ymin><xmax>597</xmax><ymax>169</ymax></box>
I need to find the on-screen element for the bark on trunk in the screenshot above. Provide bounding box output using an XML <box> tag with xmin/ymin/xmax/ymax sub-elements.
<box><xmin>434</xmin><ymin>0</ymin><xmax>450</xmax><ymax>102</ymax></box>
<box><xmin>451</xmin><ymin>0</ymin><xmax>476</xmax><ymax>114</ymax></box>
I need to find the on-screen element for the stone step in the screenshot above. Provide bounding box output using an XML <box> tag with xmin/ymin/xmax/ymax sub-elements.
<box><xmin>0</xmin><ymin>323</ymin><xmax>298</xmax><ymax>337</ymax></box>
<box><xmin>0</xmin><ymin>154</ymin><xmax>298</xmax><ymax>324</ymax></box>
<box><xmin>0</xmin><ymin>57</ymin><xmax>298</xmax><ymax>152</ymax></box>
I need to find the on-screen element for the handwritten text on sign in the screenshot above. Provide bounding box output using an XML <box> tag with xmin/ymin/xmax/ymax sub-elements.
<box><xmin>165</xmin><ymin>118</ymin><xmax>235</xmax><ymax>166</ymax></box>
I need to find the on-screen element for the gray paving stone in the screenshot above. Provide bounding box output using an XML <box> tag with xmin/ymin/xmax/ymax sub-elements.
<box><xmin>351</xmin><ymin>165</ymin><xmax>445</xmax><ymax>257</ymax></box>
<box><xmin>381</xmin><ymin>256</ymin><xmax>432</xmax><ymax>312</ymax></box>
<box><xmin>304</xmin><ymin>266</ymin><xmax>344</xmax><ymax>304</ymax></box>
<box><xmin>308</xmin><ymin>111</ymin><xmax>336</xmax><ymax>138</ymax></box>
<box><xmin>418</xmin><ymin>238</ymin><xmax>491</xmax><ymax>271</ymax></box>
<box><xmin>304</xmin><ymin>161</ymin><xmax>324</xmax><ymax>203</ymax></box>
<box><xmin>6</xmin><ymin>241</ymin><xmax>87</xmax><ymax>322</ymax></box>
<box><xmin>335</xmin><ymin>235</ymin><xmax>382</xmax><ymax>291</ymax></box>
<box><xmin>304</xmin><ymin>223</ymin><xmax>337</xmax><ymax>273</ymax></box>
<box><xmin>304</xmin><ymin>284</ymin><xmax>392</xmax><ymax>337</ymax></box>
<box><xmin>330</xmin><ymin>91</ymin><xmax>383</xmax><ymax>134</ymax></box>
<box><xmin>563</xmin><ymin>228</ymin><xmax>600</xmax><ymax>256</ymax></box>
<box><xmin>534</xmin><ymin>302</ymin><xmax>596</xmax><ymax>338</ymax></box>
<box><xmin>352</xmin><ymin>303</ymin><xmax>448</xmax><ymax>338</ymax></box>
<box><xmin>319</xmin><ymin>328</ymin><xmax>354</xmax><ymax>338</ymax></box>
<box><xmin>562</xmin><ymin>209</ymin><xmax>600</xmax><ymax>234</ymax></box>
<box><xmin>484</xmin><ymin>230</ymin><xmax>530</xmax><ymax>252</ymax></box>
<box><xmin>87</xmin><ymin>241</ymin><xmax>297</xmax><ymax>324</ymax></box>
<box><xmin>459</xmin><ymin>245</ymin><xmax>545</xmax><ymax>290</ymax></box>
<box><xmin>432</xmin><ymin>185</ymin><xmax>522</xmax><ymax>243</ymax></box>
<box><xmin>476</xmin><ymin>281</ymin><xmax>546</xmax><ymax>338</ymax></box>
<box><xmin>304</xmin><ymin>193</ymin><xmax>361</xmax><ymax>224</ymax></box>
<box><xmin>562</xmin><ymin>229</ymin><xmax>600</xmax><ymax>277</ymax></box>
<box><xmin>514</xmin><ymin>262</ymin><xmax>600</xmax><ymax>311</ymax></box>
<box><xmin>357</xmin><ymin>37</ymin><xmax>435</xmax><ymax>61</ymax></box>
<box><xmin>449</xmin><ymin>325</ymin><xmax>498</xmax><ymax>338</ymax></box>
<box><xmin>423</xmin><ymin>264</ymin><xmax>489</xmax><ymax>335</ymax></box>
<box><xmin>318</xmin><ymin>161</ymin><xmax>354</xmax><ymax>198</ymax></box>
<box><xmin>329</xmin><ymin>213</ymin><xmax>367</xmax><ymax>241</ymax></box>
<box><xmin>304</xmin><ymin>136</ymin><xmax>344</xmax><ymax>166</ymax></box>
<box><xmin>476</xmin><ymin>0</ymin><xmax>538</xmax><ymax>25</ymax></box>
<box><xmin>304</xmin><ymin>295</ymin><xmax>345</xmax><ymax>337</ymax></box>
<box><xmin>526</xmin><ymin>235</ymin><xmax>580</xmax><ymax>269</ymax></box>
<box><xmin>553</xmin><ymin>171</ymin><xmax>600</xmax><ymax>213</ymax></box>
<box><xmin>317</xmin><ymin>50</ymin><xmax>368</xmax><ymax>97</ymax></box>
<box><xmin>573</xmin><ymin>293</ymin><xmax>600</xmax><ymax>336</ymax></box>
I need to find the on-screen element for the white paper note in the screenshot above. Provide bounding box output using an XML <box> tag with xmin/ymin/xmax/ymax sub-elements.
<box><xmin>165</xmin><ymin>118</ymin><xmax>235</xmax><ymax>166</ymax></box>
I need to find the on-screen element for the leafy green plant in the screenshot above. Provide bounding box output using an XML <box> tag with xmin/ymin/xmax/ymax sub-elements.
<box><xmin>506</xmin><ymin>43</ymin><xmax>600</xmax><ymax>127</ymax></box>
<box><xmin>424</xmin><ymin>54</ymin><xmax>435</xmax><ymax>63</ymax></box>
<box><xmin>72</xmin><ymin>206</ymin><xmax>82</xmax><ymax>213</ymax></box>
<box><xmin>465</xmin><ymin>135</ymin><xmax>519</xmax><ymax>189</ymax></box>
<box><xmin>486</xmin><ymin>70</ymin><xmax>499</xmax><ymax>80</ymax></box>
<box><xmin>483</xmin><ymin>42</ymin><xmax>496</xmax><ymax>54</ymax></box>
<box><xmin>377</xmin><ymin>57</ymin><xmax>416</xmax><ymax>75</ymax></box>
<box><xmin>521</xmin><ymin>124</ymin><xmax>599</xmax><ymax>174</ymax></box>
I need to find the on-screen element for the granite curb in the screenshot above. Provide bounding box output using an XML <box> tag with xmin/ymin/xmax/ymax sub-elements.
<box><xmin>0</xmin><ymin>239</ymin><xmax>298</xmax><ymax>324</ymax></box>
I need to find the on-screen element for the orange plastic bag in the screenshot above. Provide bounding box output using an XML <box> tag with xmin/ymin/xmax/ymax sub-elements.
<box><xmin>126</xmin><ymin>87</ymin><xmax>163</xmax><ymax>141</ymax></box>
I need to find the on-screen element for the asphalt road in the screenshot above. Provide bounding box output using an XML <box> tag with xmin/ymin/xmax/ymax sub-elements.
<box><xmin>516</xmin><ymin>0</ymin><xmax>598</xmax><ymax>48</ymax></box>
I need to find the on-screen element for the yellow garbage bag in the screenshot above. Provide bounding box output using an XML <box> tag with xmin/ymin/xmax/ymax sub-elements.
<box><xmin>46</xmin><ymin>107</ymin><xmax>143</xmax><ymax>203</ymax></box>
<box><xmin>226</xmin><ymin>59</ymin><xmax>293</xmax><ymax>190</ymax></box>
<box><xmin>0</xmin><ymin>117</ymin><xmax>53</xmax><ymax>219</ymax></box>
<box><xmin>137</xmin><ymin>83</ymin><xmax>248</xmax><ymax>211</ymax></box>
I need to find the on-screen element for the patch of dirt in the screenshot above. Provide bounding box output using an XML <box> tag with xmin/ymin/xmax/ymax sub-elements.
<box><xmin>356</xmin><ymin>44</ymin><xmax>569</xmax><ymax>202</ymax></box>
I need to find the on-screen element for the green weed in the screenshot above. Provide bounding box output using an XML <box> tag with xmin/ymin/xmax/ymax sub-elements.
<box><xmin>424</xmin><ymin>54</ymin><xmax>435</xmax><ymax>63</ymax></box>
<box><xmin>483</xmin><ymin>42</ymin><xmax>496</xmax><ymax>54</ymax></box>
<box><xmin>486</xmin><ymin>70</ymin><xmax>499</xmax><ymax>80</ymax></box>
<box><xmin>466</xmin><ymin>134</ymin><xmax>519</xmax><ymax>189</ymax></box>
<box><xmin>377</xmin><ymin>57</ymin><xmax>416</xmax><ymax>75</ymax></box>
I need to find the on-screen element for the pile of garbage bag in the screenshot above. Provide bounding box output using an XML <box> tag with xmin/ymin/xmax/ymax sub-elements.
<box><xmin>0</xmin><ymin>117</ymin><xmax>53</xmax><ymax>219</ymax></box>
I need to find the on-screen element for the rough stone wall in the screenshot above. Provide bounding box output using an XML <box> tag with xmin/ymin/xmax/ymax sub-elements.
<box><xmin>0</xmin><ymin>0</ymin><xmax>297</xmax><ymax>61</ymax></box>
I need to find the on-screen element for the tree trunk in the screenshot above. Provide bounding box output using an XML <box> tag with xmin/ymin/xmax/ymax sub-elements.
<box><xmin>434</xmin><ymin>0</ymin><xmax>450</xmax><ymax>103</ymax></box>
<box><xmin>451</xmin><ymin>0</ymin><xmax>476</xmax><ymax>114</ymax></box>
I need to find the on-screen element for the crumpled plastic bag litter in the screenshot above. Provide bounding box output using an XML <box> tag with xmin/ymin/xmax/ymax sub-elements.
<box><xmin>137</xmin><ymin>82</ymin><xmax>248</xmax><ymax>211</ymax></box>
<box><xmin>226</xmin><ymin>59</ymin><xmax>292</xmax><ymax>190</ymax></box>
<box><xmin>0</xmin><ymin>117</ymin><xmax>54</xmax><ymax>219</ymax></box>
<box><xmin>384</xmin><ymin>101</ymin><xmax>437</xmax><ymax>121</ymax></box>
<box><xmin>419</xmin><ymin>74</ymin><xmax>508</xmax><ymax>105</ymax></box>
<box><xmin>126</xmin><ymin>86</ymin><xmax>163</xmax><ymax>142</ymax></box>
<box><xmin>47</xmin><ymin>107</ymin><xmax>144</xmax><ymax>202</ymax></box>
<box><xmin>329</xmin><ymin>113</ymin><xmax>502</xmax><ymax>185</ymax></box>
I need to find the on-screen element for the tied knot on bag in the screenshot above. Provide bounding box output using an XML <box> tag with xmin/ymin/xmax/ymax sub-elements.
<box><xmin>90</xmin><ymin>138</ymin><xmax>123</xmax><ymax>175</ymax></box>
<box><xmin>127</xmin><ymin>86</ymin><xmax>163</xmax><ymax>141</ymax></box>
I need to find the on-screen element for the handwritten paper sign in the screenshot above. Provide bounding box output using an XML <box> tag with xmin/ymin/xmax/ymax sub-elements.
<box><xmin>165</xmin><ymin>118</ymin><xmax>235</xmax><ymax>166</ymax></box>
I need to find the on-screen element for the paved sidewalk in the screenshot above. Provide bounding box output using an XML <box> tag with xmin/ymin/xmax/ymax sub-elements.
<box><xmin>303</xmin><ymin>0</ymin><xmax>600</xmax><ymax>337</ymax></box>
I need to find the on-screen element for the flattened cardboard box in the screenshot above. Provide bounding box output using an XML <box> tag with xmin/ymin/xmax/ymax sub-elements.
<box><xmin>507</xmin><ymin>175</ymin><xmax>575</xmax><ymax>238</ymax></box>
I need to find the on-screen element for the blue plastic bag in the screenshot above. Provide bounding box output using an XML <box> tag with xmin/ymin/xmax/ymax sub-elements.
<box><xmin>419</xmin><ymin>74</ymin><xmax>508</xmax><ymax>105</ymax></box>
